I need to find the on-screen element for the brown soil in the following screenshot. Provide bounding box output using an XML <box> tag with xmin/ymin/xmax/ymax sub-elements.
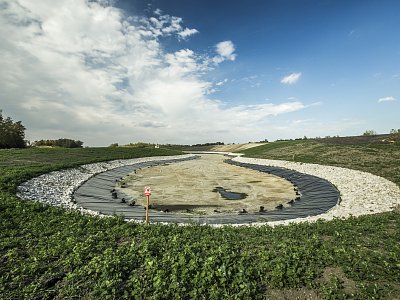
<box><xmin>119</xmin><ymin>154</ymin><xmax>296</xmax><ymax>215</ymax></box>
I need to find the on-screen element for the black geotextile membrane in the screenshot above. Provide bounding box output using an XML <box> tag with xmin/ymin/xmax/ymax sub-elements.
<box><xmin>73</xmin><ymin>157</ymin><xmax>340</xmax><ymax>224</ymax></box>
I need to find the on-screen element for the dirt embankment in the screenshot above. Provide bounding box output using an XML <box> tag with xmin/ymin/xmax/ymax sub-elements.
<box><xmin>208</xmin><ymin>143</ymin><xmax>267</xmax><ymax>152</ymax></box>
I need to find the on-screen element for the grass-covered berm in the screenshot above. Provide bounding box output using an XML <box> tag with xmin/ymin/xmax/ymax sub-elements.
<box><xmin>1</xmin><ymin>144</ymin><xmax>400</xmax><ymax>299</ymax></box>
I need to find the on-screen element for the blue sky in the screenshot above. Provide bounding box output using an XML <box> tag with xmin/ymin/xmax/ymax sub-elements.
<box><xmin>0</xmin><ymin>0</ymin><xmax>399</xmax><ymax>145</ymax></box>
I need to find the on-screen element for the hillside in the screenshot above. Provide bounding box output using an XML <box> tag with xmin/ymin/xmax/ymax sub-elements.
<box><xmin>241</xmin><ymin>139</ymin><xmax>400</xmax><ymax>187</ymax></box>
<box><xmin>208</xmin><ymin>142</ymin><xmax>267</xmax><ymax>152</ymax></box>
<box><xmin>1</xmin><ymin>142</ymin><xmax>399</xmax><ymax>299</ymax></box>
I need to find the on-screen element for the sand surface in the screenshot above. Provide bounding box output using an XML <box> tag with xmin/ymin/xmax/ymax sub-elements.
<box><xmin>119</xmin><ymin>154</ymin><xmax>295</xmax><ymax>214</ymax></box>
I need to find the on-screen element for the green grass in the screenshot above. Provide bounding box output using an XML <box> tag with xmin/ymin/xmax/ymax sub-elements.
<box><xmin>1</xmin><ymin>145</ymin><xmax>400</xmax><ymax>299</ymax></box>
<box><xmin>0</xmin><ymin>147</ymin><xmax>181</xmax><ymax>194</ymax></box>
<box><xmin>241</xmin><ymin>140</ymin><xmax>400</xmax><ymax>187</ymax></box>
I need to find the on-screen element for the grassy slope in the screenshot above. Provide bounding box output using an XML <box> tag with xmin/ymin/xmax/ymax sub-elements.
<box><xmin>0</xmin><ymin>145</ymin><xmax>399</xmax><ymax>299</ymax></box>
<box><xmin>241</xmin><ymin>140</ymin><xmax>400</xmax><ymax>187</ymax></box>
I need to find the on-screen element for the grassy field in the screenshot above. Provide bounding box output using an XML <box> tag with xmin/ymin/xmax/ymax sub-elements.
<box><xmin>241</xmin><ymin>139</ymin><xmax>400</xmax><ymax>187</ymax></box>
<box><xmin>1</xmin><ymin>144</ymin><xmax>400</xmax><ymax>299</ymax></box>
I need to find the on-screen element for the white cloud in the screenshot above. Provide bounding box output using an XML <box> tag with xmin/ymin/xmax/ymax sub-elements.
<box><xmin>378</xmin><ymin>96</ymin><xmax>396</xmax><ymax>103</ymax></box>
<box><xmin>213</xmin><ymin>40</ymin><xmax>236</xmax><ymax>64</ymax></box>
<box><xmin>154</xmin><ymin>8</ymin><xmax>163</xmax><ymax>16</ymax></box>
<box><xmin>0</xmin><ymin>1</ymin><xmax>309</xmax><ymax>145</ymax></box>
<box><xmin>226</xmin><ymin>102</ymin><xmax>305</xmax><ymax>120</ymax></box>
<box><xmin>292</xmin><ymin>119</ymin><xmax>313</xmax><ymax>124</ymax></box>
<box><xmin>178</xmin><ymin>28</ymin><xmax>199</xmax><ymax>39</ymax></box>
<box><xmin>215</xmin><ymin>78</ymin><xmax>228</xmax><ymax>86</ymax></box>
<box><xmin>140</xmin><ymin>12</ymin><xmax>197</xmax><ymax>39</ymax></box>
<box><xmin>281</xmin><ymin>72</ymin><xmax>302</xmax><ymax>85</ymax></box>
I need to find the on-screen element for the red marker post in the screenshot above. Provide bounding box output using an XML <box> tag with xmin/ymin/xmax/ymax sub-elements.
<box><xmin>144</xmin><ymin>186</ymin><xmax>151</xmax><ymax>224</ymax></box>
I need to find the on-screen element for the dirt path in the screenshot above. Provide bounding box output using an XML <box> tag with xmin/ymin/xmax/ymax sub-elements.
<box><xmin>119</xmin><ymin>154</ymin><xmax>296</xmax><ymax>215</ymax></box>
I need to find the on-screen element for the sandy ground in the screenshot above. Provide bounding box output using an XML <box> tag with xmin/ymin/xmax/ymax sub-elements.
<box><xmin>120</xmin><ymin>154</ymin><xmax>295</xmax><ymax>214</ymax></box>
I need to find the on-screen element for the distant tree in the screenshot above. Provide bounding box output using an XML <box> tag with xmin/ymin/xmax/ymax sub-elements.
<box><xmin>390</xmin><ymin>129</ymin><xmax>400</xmax><ymax>134</ymax></box>
<box><xmin>33</xmin><ymin>138</ymin><xmax>83</xmax><ymax>148</ymax></box>
<box><xmin>363</xmin><ymin>130</ymin><xmax>377</xmax><ymax>136</ymax></box>
<box><xmin>0</xmin><ymin>110</ymin><xmax>26</xmax><ymax>149</ymax></box>
<box><xmin>109</xmin><ymin>143</ymin><xmax>119</xmax><ymax>147</ymax></box>
<box><xmin>192</xmin><ymin>142</ymin><xmax>225</xmax><ymax>147</ymax></box>
<box><xmin>389</xmin><ymin>129</ymin><xmax>400</xmax><ymax>141</ymax></box>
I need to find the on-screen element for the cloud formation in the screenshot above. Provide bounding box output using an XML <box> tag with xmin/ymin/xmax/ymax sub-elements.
<box><xmin>215</xmin><ymin>79</ymin><xmax>228</xmax><ymax>86</ymax></box>
<box><xmin>281</xmin><ymin>72</ymin><xmax>302</xmax><ymax>85</ymax></box>
<box><xmin>0</xmin><ymin>0</ymin><xmax>308</xmax><ymax>145</ymax></box>
<box><xmin>213</xmin><ymin>41</ymin><xmax>237</xmax><ymax>64</ymax></box>
<box><xmin>378</xmin><ymin>96</ymin><xmax>396</xmax><ymax>103</ymax></box>
<box><xmin>178</xmin><ymin>28</ymin><xmax>199</xmax><ymax>39</ymax></box>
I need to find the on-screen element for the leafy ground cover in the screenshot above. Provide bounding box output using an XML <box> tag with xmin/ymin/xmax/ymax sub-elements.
<box><xmin>1</xmin><ymin>145</ymin><xmax>400</xmax><ymax>299</ymax></box>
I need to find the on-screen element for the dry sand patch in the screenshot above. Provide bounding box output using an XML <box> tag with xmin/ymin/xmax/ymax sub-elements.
<box><xmin>119</xmin><ymin>154</ymin><xmax>296</xmax><ymax>214</ymax></box>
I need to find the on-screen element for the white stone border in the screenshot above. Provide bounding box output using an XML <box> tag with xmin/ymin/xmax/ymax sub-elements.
<box><xmin>16</xmin><ymin>153</ymin><xmax>400</xmax><ymax>226</ymax></box>
<box><xmin>233</xmin><ymin>156</ymin><xmax>400</xmax><ymax>226</ymax></box>
<box><xmin>17</xmin><ymin>154</ymin><xmax>195</xmax><ymax>217</ymax></box>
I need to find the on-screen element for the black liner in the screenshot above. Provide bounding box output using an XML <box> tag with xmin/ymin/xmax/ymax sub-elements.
<box><xmin>73</xmin><ymin>157</ymin><xmax>340</xmax><ymax>224</ymax></box>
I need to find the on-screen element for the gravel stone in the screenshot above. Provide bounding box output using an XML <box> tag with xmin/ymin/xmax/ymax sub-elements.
<box><xmin>16</xmin><ymin>153</ymin><xmax>400</xmax><ymax>225</ymax></box>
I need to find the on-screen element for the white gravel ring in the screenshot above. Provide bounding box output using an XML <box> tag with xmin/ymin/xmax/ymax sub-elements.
<box><xmin>233</xmin><ymin>156</ymin><xmax>400</xmax><ymax>226</ymax></box>
<box><xmin>16</xmin><ymin>153</ymin><xmax>400</xmax><ymax>225</ymax></box>
<box><xmin>17</xmin><ymin>154</ymin><xmax>196</xmax><ymax>218</ymax></box>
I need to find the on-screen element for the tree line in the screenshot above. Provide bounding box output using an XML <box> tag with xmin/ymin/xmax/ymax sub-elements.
<box><xmin>33</xmin><ymin>139</ymin><xmax>83</xmax><ymax>148</ymax></box>
<box><xmin>1</xmin><ymin>110</ymin><xmax>84</xmax><ymax>149</ymax></box>
<box><xmin>0</xmin><ymin>110</ymin><xmax>26</xmax><ymax>148</ymax></box>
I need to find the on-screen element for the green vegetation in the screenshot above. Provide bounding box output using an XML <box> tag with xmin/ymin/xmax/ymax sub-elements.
<box><xmin>0</xmin><ymin>147</ymin><xmax>181</xmax><ymax>194</ymax></box>
<box><xmin>0</xmin><ymin>110</ymin><xmax>26</xmax><ymax>149</ymax></box>
<box><xmin>1</xmin><ymin>142</ymin><xmax>400</xmax><ymax>299</ymax></box>
<box><xmin>241</xmin><ymin>139</ymin><xmax>400</xmax><ymax>186</ymax></box>
<box><xmin>32</xmin><ymin>138</ymin><xmax>84</xmax><ymax>148</ymax></box>
<box><xmin>390</xmin><ymin>129</ymin><xmax>400</xmax><ymax>142</ymax></box>
<box><xmin>363</xmin><ymin>130</ymin><xmax>377</xmax><ymax>136</ymax></box>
